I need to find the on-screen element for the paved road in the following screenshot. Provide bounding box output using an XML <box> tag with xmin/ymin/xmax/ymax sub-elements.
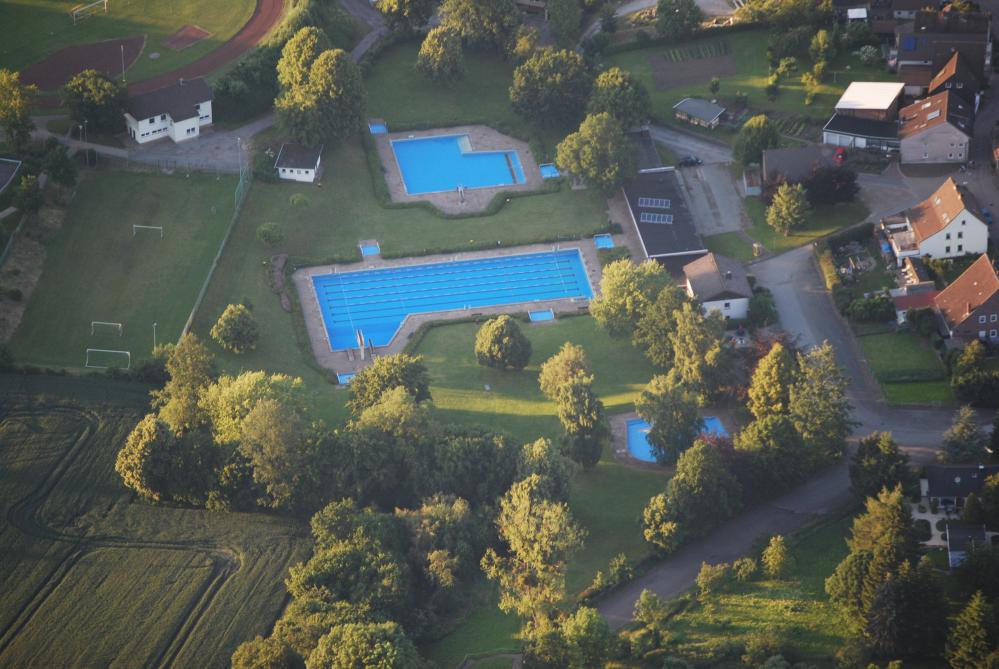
<box><xmin>647</xmin><ymin>124</ymin><xmax>733</xmax><ymax>164</ymax></box>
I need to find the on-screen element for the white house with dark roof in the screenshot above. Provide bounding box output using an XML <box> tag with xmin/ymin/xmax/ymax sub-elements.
<box><xmin>672</xmin><ymin>98</ymin><xmax>726</xmax><ymax>129</ymax></box>
<box><xmin>124</xmin><ymin>78</ymin><xmax>213</xmax><ymax>144</ymax></box>
<box><xmin>275</xmin><ymin>143</ymin><xmax>323</xmax><ymax>183</ymax></box>
<box><xmin>683</xmin><ymin>253</ymin><xmax>752</xmax><ymax>319</ymax></box>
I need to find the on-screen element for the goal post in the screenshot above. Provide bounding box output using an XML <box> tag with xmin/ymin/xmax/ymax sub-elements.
<box><xmin>132</xmin><ymin>225</ymin><xmax>164</xmax><ymax>238</ymax></box>
<box><xmin>71</xmin><ymin>0</ymin><xmax>108</xmax><ymax>24</ymax></box>
<box><xmin>85</xmin><ymin>349</ymin><xmax>131</xmax><ymax>369</ymax></box>
<box><xmin>91</xmin><ymin>321</ymin><xmax>123</xmax><ymax>336</ymax></box>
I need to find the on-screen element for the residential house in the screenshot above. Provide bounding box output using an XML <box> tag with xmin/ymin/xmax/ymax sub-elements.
<box><xmin>672</xmin><ymin>98</ymin><xmax>726</xmax><ymax>129</ymax></box>
<box><xmin>923</xmin><ymin>463</ymin><xmax>999</xmax><ymax>509</ymax></box>
<box><xmin>124</xmin><ymin>78</ymin><xmax>213</xmax><ymax>144</ymax></box>
<box><xmin>683</xmin><ymin>253</ymin><xmax>753</xmax><ymax>319</ymax></box>
<box><xmin>946</xmin><ymin>522</ymin><xmax>988</xmax><ymax>567</ymax></box>
<box><xmin>274</xmin><ymin>143</ymin><xmax>323</xmax><ymax>183</ymax></box>
<box><xmin>898</xmin><ymin>91</ymin><xmax>973</xmax><ymax>164</ymax></box>
<box><xmin>928</xmin><ymin>51</ymin><xmax>981</xmax><ymax>107</ymax></box>
<box><xmin>934</xmin><ymin>253</ymin><xmax>999</xmax><ymax>342</ymax></box>
<box><xmin>823</xmin><ymin>82</ymin><xmax>904</xmax><ymax>151</ymax></box>
<box><xmin>761</xmin><ymin>144</ymin><xmax>840</xmax><ymax>185</ymax></box>
<box><xmin>897</xmin><ymin>63</ymin><xmax>935</xmax><ymax>97</ymax></box>
<box><xmin>891</xmin><ymin>289</ymin><xmax>940</xmax><ymax>324</ymax></box>
<box><xmin>892</xmin><ymin>10</ymin><xmax>992</xmax><ymax>80</ymax></box>
<box><xmin>880</xmin><ymin>177</ymin><xmax>989</xmax><ymax>265</ymax></box>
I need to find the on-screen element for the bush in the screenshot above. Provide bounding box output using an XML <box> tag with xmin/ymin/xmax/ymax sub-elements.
<box><xmin>210</xmin><ymin>304</ymin><xmax>259</xmax><ymax>354</ymax></box>
<box><xmin>696</xmin><ymin>562</ymin><xmax>733</xmax><ymax>596</ymax></box>
<box><xmin>256</xmin><ymin>222</ymin><xmax>285</xmax><ymax>246</ymax></box>
<box><xmin>733</xmin><ymin>556</ymin><xmax>758</xmax><ymax>581</ymax></box>
<box><xmin>914</xmin><ymin>518</ymin><xmax>932</xmax><ymax>542</ymax></box>
<box><xmin>741</xmin><ymin>627</ymin><xmax>785</xmax><ymax>666</ymax></box>
<box><xmin>907</xmin><ymin>306</ymin><xmax>937</xmax><ymax>338</ymax></box>
<box><xmin>857</xmin><ymin>44</ymin><xmax>881</xmax><ymax>65</ymax></box>
<box><xmin>846</xmin><ymin>295</ymin><xmax>894</xmax><ymax>323</ymax></box>
<box><xmin>474</xmin><ymin>315</ymin><xmax>532</xmax><ymax>370</ymax></box>
<box><xmin>748</xmin><ymin>288</ymin><xmax>777</xmax><ymax>328</ymax></box>
<box><xmin>289</xmin><ymin>193</ymin><xmax>309</xmax><ymax>208</ymax></box>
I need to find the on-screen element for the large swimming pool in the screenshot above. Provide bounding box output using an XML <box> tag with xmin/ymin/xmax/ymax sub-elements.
<box><xmin>312</xmin><ymin>250</ymin><xmax>592</xmax><ymax>350</ymax></box>
<box><xmin>391</xmin><ymin>134</ymin><xmax>526</xmax><ymax>195</ymax></box>
<box><xmin>626</xmin><ymin>416</ymin><xmax>728</xmax><ymax>464</ymax></box>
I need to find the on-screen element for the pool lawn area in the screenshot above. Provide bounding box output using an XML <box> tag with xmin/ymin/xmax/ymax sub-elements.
<box><xmin>745</xmin><ymin>198</ymin><xmax>870</xmax><ymax>255</ymax></box>
<box><xmin>855</xmin><ymin>330</ymin><xmax>955</xmax><ymax>406</ymax></box>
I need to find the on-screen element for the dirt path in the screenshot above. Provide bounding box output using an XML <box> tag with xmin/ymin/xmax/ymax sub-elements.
<box><xmin>128</xmin><ymin>0</ymin><xmax>284</xmax><ymax>95</ymax></box>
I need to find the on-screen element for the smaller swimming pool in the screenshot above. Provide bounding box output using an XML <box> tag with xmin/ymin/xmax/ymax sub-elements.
<box><xmin>369</xmin><ymin>122</ymin><xmax>388</xmax><ymax>134</ymax></box>
<box><xmin>391</xmin><ymin>134</ymin><xmax>526</xmax><ymax>195</ymax></box>
<box><xmin>359</xmin><ymin>242</ymin><xmax>381</xmax><ymax>256</ymax></box>
<box><xmin>593</xmin><ymin>234</ymin><xmax>614</xmax><ymax>249</ymax></box>
<box><xmin>626</xmin><ymin>416</ymin><xmax>728</xmax><ymax>463</ymax></box>
<box><xmin>529</xmin><ymin>309</ymin><xmax>555</xmax><ymax>322</ymax></box>
<box><xmin>539</xmin><ymin>163</ymin><xmax>561</xmax><ymax>179</ymax></box>
<box><xmin>337</xmin><ymin>372</ymin><xmax>356</xmax><ymax>385</ymax></box>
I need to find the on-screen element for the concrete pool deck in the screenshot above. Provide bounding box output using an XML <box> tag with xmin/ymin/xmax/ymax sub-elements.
<box><xmin>372</xmin><ymin>125</ymin><xmax>545</xmax><ymax>214</ymax></box>
<box><xmin>291</xmin><ymin>240</ymin><xmax>604</xmax><ymax>375</ymax></box>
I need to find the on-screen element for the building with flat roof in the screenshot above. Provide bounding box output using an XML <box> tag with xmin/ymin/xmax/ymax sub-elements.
<box><xmin>834</xmin><ymin>82</ymin><xmax>905</xmax><ymax>121</ymax></box>
<box><xmin>822</xmin><ymin>114</ymin><xmax>900</xmax><ymax>151</ymax></box>
<box><xmin>622</xmin><ymin>168</ymin><xmax>707</xmax><ymax>274</ymax></box>
<box><xmin>275</xmin><ymin>143</ymin><xmax>324</xmax><ymax>183</ymax></box>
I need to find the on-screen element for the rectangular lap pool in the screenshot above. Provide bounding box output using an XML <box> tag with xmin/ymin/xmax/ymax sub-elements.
<box><xmin>391</xmin><ymin>134</ymin><xmax>526</xmax><ymax>195</ymax></box>
<box><xmin>626</xmin><ymin>416</ymin><xmax>727</xmax><ymax>464</ymax></box>
<box><xmin>312</xmin><ymin>250</ymin><xmax>592</xmax><ymax>351</ymax></box>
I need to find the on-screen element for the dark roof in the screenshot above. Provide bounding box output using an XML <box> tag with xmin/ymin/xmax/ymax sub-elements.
<box><xmin>673</xmin><ymin>97</ymin><xmax>726</xmax><ymax>124</ymax></box>
<box><xmin>913</xmin><ymin>8</ymin><xmax>991</xmax><ymax>34</ymax></box>
<box><xmin>823</xmin><ymin>114</ymin><xmax>899</xmax><ymax>140</ymax></box>
<box><xmin>897</xmin><ymin>63</ymin><xmax>935</xmax><ymax>88</ymax></box>
<box><xmin>627</xmin><ymin>129</ymin><xmax>663</xmax><ymax>172</ymax></box>
<box><xmin>762</xmin><ymin>145</ymin><xmax>838</xmax><ymax>183</ymax></box>
<box><xmin>683</xmin><ymin>253</ymin><xmax>753</xmax><ymax>300</ymax></box>
<box><xmin>275</xmin><ymin>143</ymin><xmax>323</xmax><ymax>170</ymax></box>
<box><xmin>0</xmin><ymin>158</ymin><xmax>21</xmax><ymax>194</ymax></box>
<box><xmin>899</xmin><ymin>90</ymin><xmax>973</xmax><ymax>139</ymax></box>
<box><xmin>925</xmin><ymin>463</ymin><xmax>999</xmax><ymax>498</ymax></box>
<box><xmin>892</xmin><ymin>0</ymin><xmax>930</xmax><ymax>11</ymax></box>
<box><xmin>623</xmin><ymin>169</ymin><xmax>705</xmax><ymax>259</ymax></box>
<box><xmin>946</xmin><ymin>522</ymin><xmax>987</xmax><ymax>554</ymax></box>
<box><xmin>126</xmin><ymin>78</ymin><xmax>212</xmax><ymax>122</ymax></box>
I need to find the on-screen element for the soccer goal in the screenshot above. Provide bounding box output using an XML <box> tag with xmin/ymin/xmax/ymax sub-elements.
<box><xmin>132</xmin><ymin>225</ymin><xmax>164</xmax><ymax>238</ymax></box>
<box><xmin>91</xmin><ymin>321</ymin><xmax>123</xmax><ymax>337</ymax></box>
<box><xmin>85</xmin><ymin>349</ymin><xmax>131</xmax><ymax>369</ymax></box>
<box><xmin>70</xmin><ymin>0</ymin><xmax>108</xmax><ymax>24</ymax></box>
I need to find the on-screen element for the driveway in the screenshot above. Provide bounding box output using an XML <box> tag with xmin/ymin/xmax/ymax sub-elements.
<box><xmin>647</xmin><ymin>124</ymin><xmax>733</xmax><ymax>165</ymax></box>
<box><xmin>677</xmin><ymin>163</ymin><xmax>748</xmax><ymax>235</ymax></box>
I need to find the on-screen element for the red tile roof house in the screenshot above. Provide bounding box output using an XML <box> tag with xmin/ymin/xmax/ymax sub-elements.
<box><xmin>933</xmin><ymin>254</ymin><xmax>999</xmax><ymax>343</ymax></box>
<box><xmin>898</xmin><ymin>90</ymin><xmax>973</xmax><ymax>165</ymax></box>
<box><xmin>892</xmin><ymin>290</ymin><xmax>940</xmax><ymax>325</ymax></box>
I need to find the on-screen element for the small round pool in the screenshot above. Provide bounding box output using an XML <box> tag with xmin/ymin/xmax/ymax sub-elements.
<box><xmin>626</xmin><ymin>416</ymin><xmax>728</xmax><ymax>463</ymax></box>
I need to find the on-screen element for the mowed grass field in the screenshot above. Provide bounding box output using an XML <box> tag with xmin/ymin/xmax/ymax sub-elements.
<box><xmin>0</xmin><ymin>381</ymin><xmax>310</xmax><ymax>668</ymax></box>
<box><xmin>744</xmin><ymin>197</ymin><xmax>870</xmax><ymax>255</ymax></box>
<box><xmin>0</xmin><ymin>0</ymin><xmax>256</xmax><ymax>84</ymax></box>
<box><xmin>855</xmin><ymin>330</ymin><xmax>955</xmax><ymax>406</ymax></box>
<box><xmin>9</xmin><ymin>170</ymin><xmax>235</xmax><ymax>368</ymax></box>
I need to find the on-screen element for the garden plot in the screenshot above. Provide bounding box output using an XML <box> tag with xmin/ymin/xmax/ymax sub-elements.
<box><xmin>650</xmin><ymin>41</ymin><xmax>736</xmax><ymax>89</ymax></box>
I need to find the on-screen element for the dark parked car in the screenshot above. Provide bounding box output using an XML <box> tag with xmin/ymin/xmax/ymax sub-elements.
<box><xmin>678</xmin><ymin>155</ymin><xmax>702</xmax><ymax>167</ymax></box>
<box><xmin>982</xmin><ymin>207</ymin><xmax>993</xmax><ymax>225</ymax></box>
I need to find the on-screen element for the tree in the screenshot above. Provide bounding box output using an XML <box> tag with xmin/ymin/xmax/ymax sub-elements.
<box><xmin>239</xmin><ymin>399</ymin><xmax>319</xmax><ymax>512</ymax></box>
<box><xmin>375</xmin><ymin>0</ymin><xmax>438</xmax><ymax>33</ymax></box>
<box><xmin>555</xmin><ymin>112</ymin><xmax>635</xmax><ymax>194</ymax></box>
<box><xmin>642</xmin><ymin>440</ymin><xmax>742</xmax><ymax>552</ymax></box>
<box><xmin>762</xmin><ymin>535</ymin><xmax>793</xmax><ymax>578</ymax></box>
<box><xmin>803</xmin><ymin>166</ymin><xmax>858</xmax><ymax>206</ymax></box>
<box><xmin>635</xmin><ymin>375</ymin><xmax>703</xmax><ymax>464</ymax></box>
<box><xmin>42</xmin><ymin>142</ymin><xmax>77</xmax><ymax>188</ymax></box>
<box><xmin>211</xmin><ymin>303</ymin><xmax>258</xmax><ymax>354</ymax></box>
<box><xmin>709</xmin><ymin>77</ymin><xmax>720</xmax><ymax>95</ymax></box>
<box><xmin>991</xmin><ymin>410</ymin><xmax>999</xmax><ymax>455</ymax></box>
<box><xmin>733</xmin><ymin>414</ymin><xmax>808</xmax><ymax>493</ymax></box>
<box><xmin>397</xmin><ymin>493</ymin><xmax>482</xmax><ymax>592</ymax></box>
<box><xmin>347</xmin><ymin>354</ymin><xmax>431</xmax><ymax>416</ymax></box>
<box><xmin>416</xmin><ymin>26</ymin><xmax>464</xmax><ymax>83</ymax></box>
<box><xmin>962</xmin><ymin>492</ymin><xmax>986</xmax><ymax>525</ymax></box>
<box><xmin>481</xmin><ymin>475</ymin><xmax>586</xmax><ymax>635</ymax></box>
<box><xmin>439</xmin><ymin>0</ymin><xmax>521</xmax><ymax>51</ymax></box>
<box><xmin>231</xmin><ymin>635</ymin><xmax>298</xmax><ymax>669</ymax></box>
<box><xmin>277</xmin><ymin>27</ymin><xmax>332</xmax><ymax>91</ymax></box>
<box><xmin>431</xmin><ymin>427</ymin><xmax>519</xmax><ymax>506</ymax></box>
<box><xmin>587</xmin><ymin>67</ymin><xmax>651</xmax><ymax>130</ymax></box>
<box><xmin>866</xmin><ymin>559</ymin><xmax>947</xmax><ymax>659</ymax></box>
<box><xmin>518</xmin><ymin>438</ymin><xmax>577</xmax><ymax>503</ymax></box>
<box><xmin>62</xmin><ymin>69</ymin><xmax>125</xmax><ymax>133</ymax></box>
<box><xmin>668</xmin><ymin>303</ymin><xmax>727</xmax><ymax>403</ymax></box>
<box><xmin>0</xmin><ymin>69</ymin><xmax>37</xmax><ymax>154</ymax></box>
<box><xmin>13</xmin><ymin>175</ymin><xmax>42</xmax><ymax>214</ymax></box>
<box><xmin>152</xmin><ymin>333</ymin><xmax>215</xmax><ymax>435</ymax></box>
<box><xmin>747</xmin><ymin>342</ymin><xmax>796</xmax><ymax>420</ymax></box>
<box><xmin>590</xmin><ymin>259</ymin><xmax>670</xmax><ymax>337</ymax></box>
<box><xmin>632</xmin><ymin>285</ymin><xmax>691</xmax><ymax>367</ymax></box>
<box><xmin>983</xmin><ymin>473</ymin><xmax>999</xmax><ymax>529</ymax></box>
<box><xmin>733</xmin><ymin>114</ymin><xmax>780</xmax><ymax>165</ymax></box>
<box><xmin>510</xmin><ymin>48</ymin><xmax>592</xmax><ymax>128</ymax></box>
<box><xmin>790</xmin><ymin>341</ymin><xmax>853</xmax><ymax>460</ymax></box>
<box><xmin>115</xmin><ymin>414</ymin><xmax>181</xmax><ymax>502</ymax></box>
<box><xmin>538</xmin><ymin>342</ymin><xmax>590</xmax><ymax>399</ymax></box>
<box><xmin>276</xmin><ymin>49</ymin><xmax>365</xmax><ymax>145</ymax></box>
<box><xmin>307</xmin><ymin>622</ymin><xmax>419</xmax><ymax>669</ymax></box>
<box><xmin>825</xmin><ymin>549</ymin><xmax>874</xmax><ymax>628</ymax></box>
<box><xmin>849</xmin><ymin>432</ymin><xmax>914</xmax><ymax>501</ymax></box>
<box><xmin>474</xmin><ymin>315</ymin><xmax>532</xmax><ymax>370</ymax></box>
<box><xmin>955</xmin><ymin>543</ymin><xmax>999</xmax><ymax>601</ymax></box>
<box><xmin>200</xmin><ymin>371</ymin><xmax>305</xmax><ymax>445</ymax></box>
<box><xmin>766</xmin><ymin>182</ymin><xmax>809</xmax><ymax>236</ymax></box>
<box><xmin>549</xmin><ymin>0</ymin><xmax>582</xmax><ymax>48</ymax></box>
<box><xmin>939</xmin><ymin>405</ymin><xmax>989</xmax><ymax>463</ymax></box>
<box><xmin>562</xmin><ymin>607</ymin><xmax>610</xmax><ymax>668</ymax></box>
<box><xmin>554</xmin><ymin>375</ymin><xmax>609</xmax><ymax>469</ymax></box>
<box><xmin>947</xmin><ymin>591</ymin><xmax>995</xmax><ymax>669</ymax></box>
<box><xmin>511</xmin><ymin>25</ymin><xmax>541</xmax><ymax>62</ymax></box>
<box><xmin>656</xmin><ymin>0</ymin><xmax>703</xmax><ymax>39</ymax></box>
<box><xmin>809</xmin><ymin>29</ymin><xmax>834</xmax><ymax>61</ymax></box>
<box><xmin>848</xmin><ymin>486</ymin><xmax>918</xmax><ymax>590</ymax></box>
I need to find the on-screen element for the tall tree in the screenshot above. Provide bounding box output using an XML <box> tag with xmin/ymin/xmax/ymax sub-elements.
<box><xmin>510</xmin><ymin>48</ymin><xmax>592</xmax><ymax>128</ymax></box>
<box><xmin>277</xmin><ymin>27</ymin><xmax>333</xmax><ymax>91</ymax></box>
<box><xmin>307</xmin><ymin>622</ymin><xmax>420</xmax><ymax>669</ymax></box>
<box><xmin>538</xmin><ymin>342</ymin><xmax>591</xmax><ymax>399</ymax></box>
<box><xmin>865</xmin><ymin>559</ymin><xmax>947</xmax><ymax>660</ymax></box>
<box><xmin>946</xmin><ymin>591</ymin><xmax>995</xmax><ymax>669</ymax></box>
<box><xmin>733</xmin><ymin>114</ymin><xmax>780</xmax><ymax>165</ymax></box>
<box><xmin>554</xmin><ymin>375</ymin><xmax>609</xmax><ymax>469</ymax></box>
<box><xmin>766</xmin><ymin>182</ymin><xmax>809</xmax><ymax>236</ymax></box>
<box><xmin>761</xmin><ymin>535</ymin><xmax>793</xmax><ymax>578</ymax></box>
<box><xmin>481</xmin><ymin>475</ymin><xmax>586</xmax><ymax>635</ymax></box>
<box><xmin>152</xmin><ymin>333</ymin><xmax>215</xmax><ymax>435</ymax></box>
<box><xmin>417</xmin><ymin>26</ymin><xmax>465</xmax><ymax>83</ymax></box>
<box><xmin>0</xmin><ymin>69</ymin><xmax>37</xmax><ymax>154</ymax></box>
<box><xmin>555</xmin><ymin>112</ymin><xmax>636</xmax><ymax>194</ymax></box>
<box><xmin>199</xmin><ymin>370</ymin><xmax>305</xmax><ymax>445</ymax></box>
<box><xmin>747</xmin><ymin>342</ymin><xmax>796</xmax><ymax>420</ymax></box>
<box><xmin>439</xmin><ymin>0</ymin><xmax>522</xmax><ymax>51</ymax></box>
<box><xmin>376</xmin><ymin>0</ymin><xmax>438</xmax><ymax>33</ymax></box>
<box><xmin>849</xmin><ymin>432</ymin><xmax>914</xmax><ymax>501</ymax></box>
<box><xmin>231</xmin><ymin>635</ymin><xmax>298</xmax><ymax>669</ymax></box>
<box><xmin>561</xmin><ymin>607</ymin><xmax>610</xmax><ymax>668</ymax></box>
<box><xmin>668</xmin><ymin>303</ymin><xmax>727</xmax><ymax>403</ymax></box>
<box><xmin>590</xmin><ymin>259</ymin><xmax>670</xmax><ymax>338</ymax></box>
<box><xmin>115</xmin><ymin>414</ymin><xmax>183</xmax><ymax>502</ymax></box>
<box><xmin>276</xmin><ymin>49</ymin><xmax>365</xmax><ymax>145</ymax></box>
<box><xmin>587</xmin><ymin>67</ymin><xmax>651</xmax><ymax>130</ymax></box>
<box><xmin>635</xmin><ymin>374</ymin><xmax>703</xmax><ymax>464</ymax></box>
<box><xmin>733</xmin><ymin>414</ymin><xmax>807</xmax><ymax>493</ymax></box>
<box><xmin>517</xmin><ymin>438</ymin><xmax>578</xmax><ymax>503</ymax></box>
<box><xmin>790</xmin><ymin>342</ymin><xmax>853</xmax><ymax>460</ymax></box>
<box><xmin>474</xmin><ymin>315</ymin><xmax>532</xmax><ymax>370</ymax></box>
<box><xmin>62</xmin><ymin>69</ymin><xmax>126</xmax><ymax>133</ymax></box>
<box><xmin>633</xmin><ymin>285</ymin><xmax>692</xmax><ymax>367</ymax></box>
<box><xmin>825</xmin><ymin>549</ymin><xmax>874</xmax><ymax>630</ymax></box>
<box><xmin>848</xmin><ymin>485</ymin><xmax>918</xmax><ymax>560</ymax></box>
<box><xmin>939</xmin><ymin>405</ymin><xmax>989</xmax><ymax>463</ymax></box>
<box><xmin>348</xmin><ymin>354</ymin><xmax>431</xmax><ymax>416</ymax></box>
<box><xmin>239</xmin><ymin>399</ymin><xmax>319</xmax><ymax>513</ymax></box>
<box><xmin>656</xmin><ymin>0</ymin><xmax>704</xmax><ymax>39</ymax></box>
<box><xmin>548</xmin><ymin>0</ymin><xmax>583</xmax><ymax>47</ymax></box>
<box><xmin>211</xmin><ymin>303</ymin><xmax>258</xmax><ymax>354</ymax></box>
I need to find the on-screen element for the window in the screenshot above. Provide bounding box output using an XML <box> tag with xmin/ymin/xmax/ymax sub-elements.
<box><xmin>958</xmin><ymin>245</ymin><xmax>963</xmax><ymax>252</ymax></box>
<box><xmin>946</xmin><ymin>233</ymin><xmax>951</xmax><ymax>240</ymax></box>
<box><xmin>958</xmin><ymin>232</ymin><xmax>963</xmax><ymax>239</ymax></box>
<box><xmin>946</xmin><ymin>246</ymin><xmax>951</xmax><ymax>253</ymax></box>
<box><xmin>161</xmin><ymin>114</ymin><xmax>166</xmax><ymax>120</ymax></box>
<box><xmin>992</xmin><ymin>329</ymin><xmax>998</xmax><ymax>338</ymax></box>
<box><xmin>980</xmin><ymin>315</ymin><xmax>988</xmax><ymax>324</ymax></box>
<box><xmin>724</xmin><ymin>302</ymin><xmax>731</xmax><ymax>308</ymax></box>
<box><xmin>948</xmin><ymin>154</ymin><xmax>954</xmax><ymax>159</ymax></box>
<box><xmin>149</xmin><ymin>119</ymin><xmax>155</xmax><ymax>125</ymax></box>
<box><xmin>957</xmin><ymin>82</ymin><xmax>964</xmax><ymax>89</ymax></box>
<box><xmin>991</xmin><ymin>314</ymin><xmax>997</xmax><ymax>322</ymax></box>
<box><xmin>195</xmin><ymin>103</ymin><xmax>200</xmax><ymax>110</ymax></box>
<box><xmin>946</xmin><ymin>82</ymin><xmax>953</xmax><ymax>88</ymax></box>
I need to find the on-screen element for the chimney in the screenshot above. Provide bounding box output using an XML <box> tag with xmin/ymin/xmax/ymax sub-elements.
<box><xmin>725</xmin><ymin>271</ymin><xmax>733</xmax><ymax>281</ymax></box>
<box><xmin>967</xmin><ymin>301</ymin><xmax>973</xmax><ymax>316</ymax></box>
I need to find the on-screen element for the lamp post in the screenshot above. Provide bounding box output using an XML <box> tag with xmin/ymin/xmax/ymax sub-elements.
<box><xmin>121</xmin><ymin>44</ymin><xmax>126</xmax><ymax>83</ymax></box>
<box><xmin>153</xmin><ymin>322</ymin><xmax>157</xmax><ymax>350</ymax></box>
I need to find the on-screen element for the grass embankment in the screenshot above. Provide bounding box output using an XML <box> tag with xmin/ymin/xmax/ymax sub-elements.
<box><xmin>9</xmin><ymin>170</ymin><xmax>236</xmax><ymax>369</ymax></box>
<box><xmin>0</xmin><ymin>385</ymin><xmax>310</xmax><ymax>668</ymax></box>
<box><xmin>0</xmin><ymin>0</ymin><xmax>256</xmax><ymax>84</ymax></box>
<box><xmin>855</xmin><ymin>330</ymin><xmax>955</xmax><ymax>406</ymax></box>
<box><xmin>745</xmin><ymin>197</ymin><xmax>870</xmax><ymax>255</ymax></box>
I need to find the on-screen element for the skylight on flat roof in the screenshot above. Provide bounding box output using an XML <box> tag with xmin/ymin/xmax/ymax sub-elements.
<box><xmin>640</xmin><ymin>212</ymin><xmax>673</xmax><ymax>224</ymax></box>
<box><xmin>638</xmin><ymin>197</ymin><xmax>671</xmax><ymax>209</ymax></box>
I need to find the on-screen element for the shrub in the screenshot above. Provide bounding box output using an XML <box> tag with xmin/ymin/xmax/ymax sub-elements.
<box><xmin>289</xmin><ymin>193</ymin><xmax>309</xmax><ymax>208</ymax></box>
<box><xmin>857</xmin><ymin>44</ymin><xmax>881</xmax><ymax>65</ymax></box>
<box><xmin>696</xmin><ymin>561</ymin><xmax>733</xmax><ymax>596</ymax></box>
<box><xmin>846</xmin><ymin>295</ymin><xmax>894</xmax><ymax>323</ymax></box>
<box><xmin>733</xmin><ymin>556</ymin><xmax>758</xmax><ymax>581</ymax></box>
<box><xmin>762</xmin><ymin>535</ymin><xmax>793</xmax><ymax>579</ymax></box>
<box><xmin>907</xmin><ymin>307</ymin><xmax>937</xmax><ymax>338</ymax></box>
<box><xmin>256</xmin><ymin>222</ymin><xmax>285</xmax><ymax>246</ymax></box>
<box><xmin>914</xmin><ymin>518</ymin><xmax>932</xmax><ymax>542</ymax></box>
<box><xmin>210</xmin><ymin>304</ymin><xmax>259</xmax><ymax>354</ymax></box>
<box><xmin>741</xmin><ymin>627</ymin><xmax>785</xmax><ymax>666</ymax></box>
<box><xmin>474</xmin><ymin>315</ymin><xmax>532</xmax><ymax>370</ymax></box>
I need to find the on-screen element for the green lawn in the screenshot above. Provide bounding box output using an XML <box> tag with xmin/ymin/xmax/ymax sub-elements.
<box><xmin>669</xmin><ymin>513</ymin><xmax>853</xmax><ymax>661</ymax></box>
<box><xmin>882</xmin><ymin>380</ymin><xmax>956</xmax><ymax>406</ymax></box>
<box><xmin>0</xmin><ymin>0</ymin><xmax>256</xmax><ymax>86</ymax></box>
<box><xmin>704</xmin><ymin>231</ymin><xmax>755</xmax><ymax>262</ymax></box>
<box><xmin>855</xmin><ymin>331</ymin><xmax>955</xmax><ymax>406</ymax></box>
<box><xmin>9</xmin><ymin>169</ymin><xmax>236</xmax><ymax>369</ymax></box>
<box><xmin>745</xmin><ymin>197</ymin><xmax>870</xmax><ymax>255</ymax></box>
<box><xmin>606</xmin><ymin>29</ymin><xmax>891</xmax><ymax>128</ymax></box>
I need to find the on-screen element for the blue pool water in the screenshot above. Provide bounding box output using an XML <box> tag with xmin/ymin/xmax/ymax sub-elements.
<box><xmin>626</xmin><ymin>416</ymin><xmax>728</xmax><ymax>463</ymax></box>
<box><xmin>359</xmin><ymin>243</ymin><xmax>381</xmax><ymax>256</ymax></box>
<box><xmin>529</xmin><ymin>309</ymin><xmax>555</xmax><ymax>322</ymax></box>
<box><xmin>337</xmin><ymin>372</ymin><xmax>355</xmax><ymax>385</ymax></box>
<box><xmin>391</xmin><ymin>134</ymin><xmax>526</xmax><ymax>195</ymax></box>
<box><xmin>312</xmin><ymin>250</ymin><xmax>592</xmax><ymax>350</ymax></box>
<box><xmin>369</xmin><ymin>122</ymin><xmax>388</xmax><ymax>134</ymax></box>
<box><xmin>593</xmin><ymin>234</ymin><xmax>614</xmax><ymax>249</ymax></box>
<box><xmin>539</xmin><ymin>163</ymin><xmax>561</xmax><ymax>179</ymax></box>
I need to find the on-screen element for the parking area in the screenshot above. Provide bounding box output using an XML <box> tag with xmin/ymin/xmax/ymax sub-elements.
<box><xmin>676</xmin><ymin>163</ymin><xmax>748</xmax><ymax>236</ymax></box>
